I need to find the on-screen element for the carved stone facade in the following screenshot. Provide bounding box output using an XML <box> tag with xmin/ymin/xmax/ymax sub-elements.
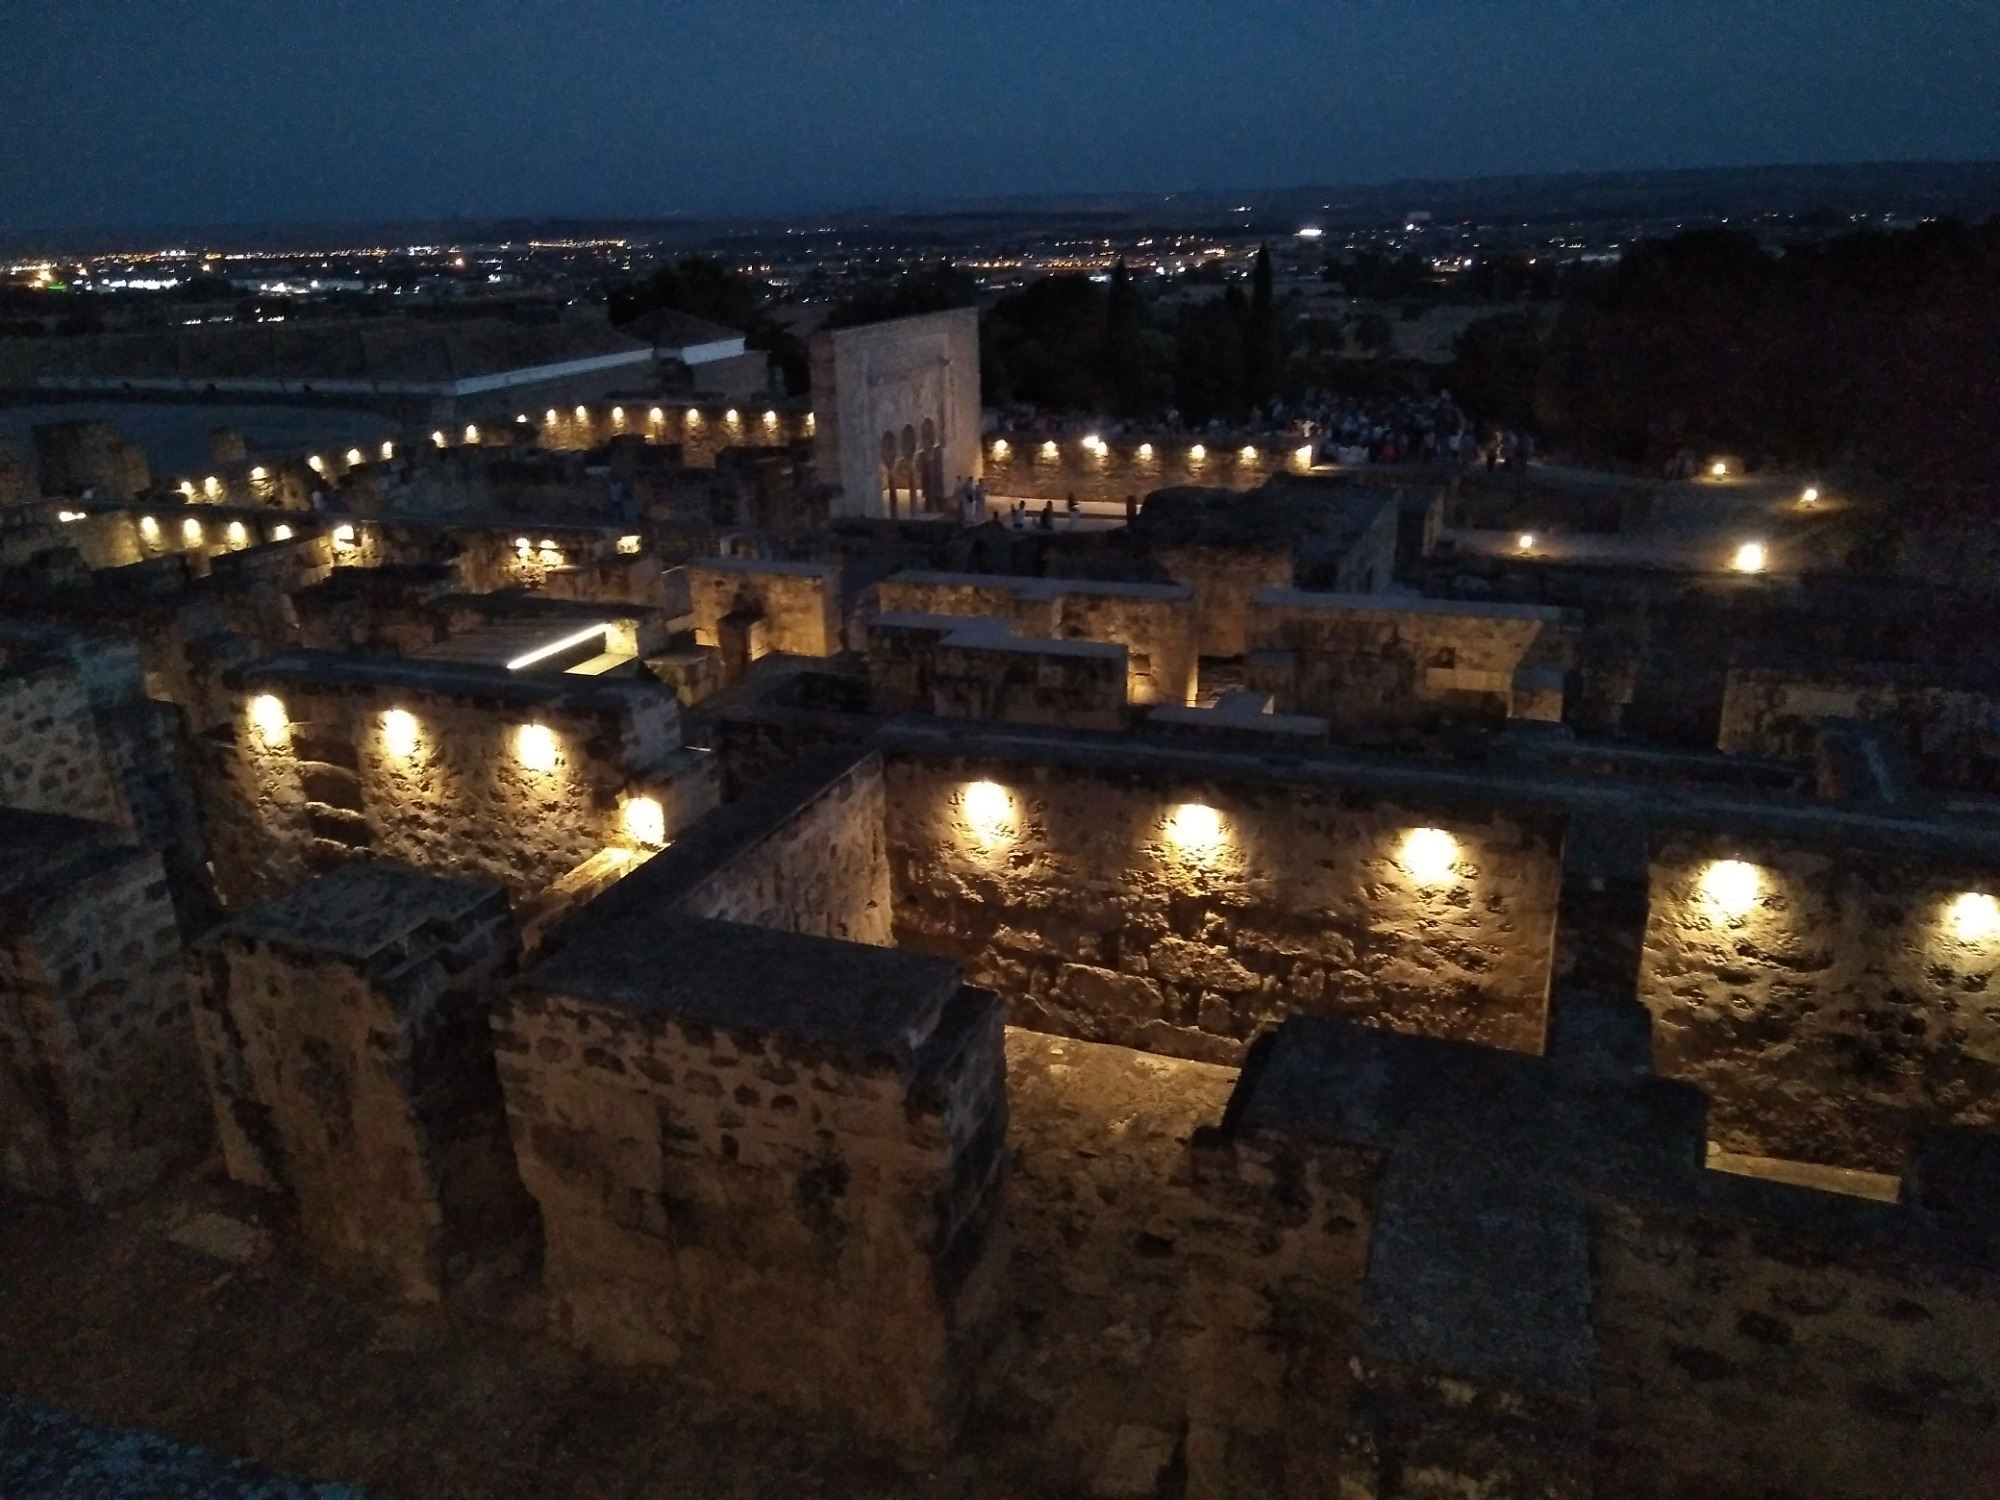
<box><xmin>810</xmin><ymin>309</ymin><xmax>982</xmax><ymax>519</ymax></box>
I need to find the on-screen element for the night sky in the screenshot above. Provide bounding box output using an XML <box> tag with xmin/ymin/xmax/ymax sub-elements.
<box><xmin>5</xmin><ymin>0</ymin><xmax>1996</xmax><ymax>231</ymax></box>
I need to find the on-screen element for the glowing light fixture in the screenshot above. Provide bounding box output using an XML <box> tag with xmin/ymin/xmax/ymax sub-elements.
<box><xmin>611</xmin><ymin>406</ymin><xmax>624</xmax><ymax>422</ymax></box>
<box><xmin>56</xmin><ymin>509</ymin><xmax>81</xmax><ymax>522</ymax></box>
<box><xmin>1399</xmin><ymin>827</ymin><xmax>1459</xmax><ymax>887</ymax></box>
<box><xmin>575</xmin><ymin>405</ymin><xmax>588</xmax><ymax>419</ymax></box>
<box><xmin>463</xmin><ymin>424</ymin><xmax>479</xmax><ymax>443</ymax></box>
<box><xmin>345</xmin><ymin>448</ymin><xmax>362</xmax><ymax>466</ymax></box>
<box><xmin>180</xmin><ymin>516</ymin><xmax>202</xmax><ymax>542</ymax></box>
<box><xmin>617</xmin><ymin>534</ymin><xmax>641</xmax><ymax>554</ymax></box>
<box><xmin>1189</xmin><ymin>444</ymin><xmax>1207</xmax><ymax>461</ymax></box>
<box><xmin>1801</xmin><ymin>486</ymin><xmax>1820</xmax><ymax>505</ymax></box>
<box><xmin>1710</xmin><ymin>461</ymin><xmax>1728</xmax><ymax>478</ymax></box>
<box><xmin>380</xmin><ymin>441</ymin><xmax>394</xmax><ymax>460</ymax></box>
<box><xmin>203</xmin><ymin>475</ymin><xmax>221</xmax><ymax>496</ymax></box>
<box><xmin>623</xmin><ymin>794</ymin><xmax>666</xmax><ymax>848</ymax></box>
<box><xmin>333</xmin><ymin>523</ymin><xmax>356</xmax><ymax>544</ymax></box>
<box><xmin>516</xmin><ymin>413</ymin><xmax>529</xmax><ymax>424</ymax></box>
<box><xmin>1732</xmin><ymin>541</ymin><xmax>1768</xmax><ymax>574</ymax></box>
<box><xmin>1240</xmin><ymin>445</ymin><xmax>1258</xmax><ymax>460</ymax></box>
<box><xmin>250</xmin><ymin>465</ymin><xmax>268</xmax><ymax>480</ymax></box>
<box><xmin>1699</xmin><ymin>859</ymin><xmax>1761</xmax><ymax>919</ymax></box>
<box><xmin>505</xmin><ymin>622</ymin><xmax>610</xmax><ymax>672</ymax></box>
<box><xmin>226</xmin><ymin>520</ymin><xmax>246</xmax><ymax>545</ymax></box>
<box><xmin>271</xmin><ymin>524</ymin><xmax>293</xmax><ymax>541</ymax></box>
<box><xmin>380</xmin><ymin>708</ymin><xmax>420</xmax><ymax>760</ymax></box>
<box><xmin>179</xmin><ymin>480</ymin><xmax>196</xmax><ymax>496</ymax></box>
<box><xmin>1948</xmin><ymin>892</ymin><xmax>2000</xmax><ymax>945</ymax></box>
<box><xmin>139</xmin><ymin>515</ymin><xmax>159</xmax><ymax>540</ymax></box>
<box><xmin>763</xmin><ymin>409</ymin><xmax>777</xmax><ymax>424</ymax></box>
<box><xmin>961</xmin><ymin>780</ymin><xmax>1017</xmax><ymax>848</ymax></box>
<box><xmin>514</xmin><ymin>536</ymin><xmax>531</xmax><ymax>552</ymax></box>
<box><xmin>1517</xmin><ymin>533</ymin><xmax>1536</xmax><ymax>553</ymax></box>
<box><xmin>1138</xmin><ymin>443</ymin><xmax>1153</xmax><ymax>458</ymax></box>
<box><xmin>992</xmin><ymin>438</ymin><xmax>1010</xmax><ymax>456</ymax></box>
<box><xmin>516</xmin><ymin>723</ymin><xmax>559</xmax><ymax>773</ymax></box>
<box><xmin>1041</xmin><ymin>440</ymin><xmax>1058</xmax><ymax>458</ymax></box>
<box><xmin>546</xmin><ymin>408</ymin><xmax>558</xmax><ymax>423</ymax></box>
<box><xmin>805</xmin><ymin>412</ymin><xmax>815</xmax><ymax>430</ymax></box>
<box><xmin>307</xmin><ymin>454</ymin><xmax>324</xmax><ymax>473</ymax></box>
<box><xmin>725</xmin><ymin>408</ymin><xmax>740</xmax><ymax>423</ymax></box>
<box><xmin>1165</xmin><ymin>802</ymin><xmax>1227</xmax><ymax>860</ymax></box>
<box><xmin>248</xmin><ymin>694</ymin><xmax>289</xmax><ymax>747</ymax></box>
<box><xmin>686</xmin><ymin>408</ymin><xmax>702</xmax><ymax>425</ymax></box>
<box><xmin>649</xmin><ymin>407</ymin><xmax>663</xmax><ymax>422</ymax></box>
<box><xmin>1295</xmin><ymin>445</ymin><xmax>1313</xmax><ymax>465</ymax></box>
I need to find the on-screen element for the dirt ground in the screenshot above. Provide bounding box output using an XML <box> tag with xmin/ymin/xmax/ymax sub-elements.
<box><xmin>0</xmin><ymin>1030</ymin><xmax>1239</xmax><ymax>1499</ymax></box>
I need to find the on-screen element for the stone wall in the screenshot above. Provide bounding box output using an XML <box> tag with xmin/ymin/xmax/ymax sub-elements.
<box><xmin>496</xmin><ymin>918</ymin><xmax>1008</xmax><ymax>1453</ymax></box>
<box><xmin>866</xmin><ymin>614</ymin><xmax>1130</xmax><ymax>732</ymax></box>
<box><xmin>1591</xmin><ymin>1181</ymin><xmax>2000</xmax><ymax>1499</ymax></box>
<box><xmin>1246</xmin><ymin>588</ymin><xmax>1571</xmax><ymax>732</ymax></box>
<box><xmin>1639</xmin><ymin>827</ymin><xmax>2000</xmax><ymax>1170</ymax></box>
<box><xmin>811</xmin><ymin>309</ymin><xmax>982</xmax><ymax>520</ymax></box>
<box><xmin>0</xmin><ymin>809</ymin><xmax>203</xmax><ymax>1201</ymax></box>
<box><xmin>875</xmin><ymin>570</ymin><xmax>1197</xmax><ymax>708</ymax></box>
<box><xmin>571</xmin><ymin>744</ymin><xmax>896</xmax><ymax>947</ymax></box>
<box><xmin>1150</xmin><ymin>545</ymin><xmax>1294</xmax><ymax>659</ymax></box>
<box><xmin>884</xmin><ymin>742</ymin><xmax>1563</xmax><ymax>1062</ymax></box>
<box><xmin>189</xmin><ymin>863</ymin><xmax>536</xmax><ymax>1301</ymax></box>
<box><xmin>0</xmin><ymin>652</ymin><xmax>134</xmax><ymax>832</ymax></box>
<box><xmin>207</xmin><ymin>652</ymin><xmax>715</xmax><ymax>907</ymax></box>
<box><xmin>686</xmin><ymin>557</ymin><xmax>841</xmax><ymax>658</ymax></box>
<box><xmin>1719</xmin><ymin>659</ymin><xmax>2000</xmax><ymax>791</ymax></box>
<box><xmin>980</xmin><ymin>439</ymin><xmax>1291</xmax><ymax>506</ymax></box>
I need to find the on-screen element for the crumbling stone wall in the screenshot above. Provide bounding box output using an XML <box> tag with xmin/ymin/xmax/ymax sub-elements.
<box><xmin>885</xmin><ymin>746</ymin><xmax>1562</xmax><ymax>1062</ymax></box>
<box><xmin>867</xmin><ymin>614</ymin><xmax>1129</xmax><ymax>731</ymax></box>
<box><xmin>1639</xmin><ymin>830</ymin><xmax>2000</xmax><ymax>1170</ymax></box>
<box><xmin>1246</xmin><ymin>589</ymin><xmax>1570</xmax><ymax>731</ymax></box>
<box><xmin>1720</xmin><ymin>659</ymin><xmax>2000</xmax><ymax>791</ymax></box>
<box><xmin>0</xmin><ymin>811</ymin><xmax>203</xmax><ymax>1201</ymax></box>
<box><xmin>496</xmin><ymin>921</ymin><xmax>1007</xmax><ymax>1453</ymax></box>
<box><xmin>1153</xmin><ymin>544</ymin><xmax>1294</xmax><ymax>658</ymax></box>
<box><xmin>207</xmin><ymin>654</ymin><xmax>714</xmax><ymax>907</ymax></box>
<box><xmin>673</xmin><ymin>748</ymin><xmax>894</xmax><ymax>944</ymax></box>
<box><xmin>0</xmin><ymin>654</ymin><xmax>133</xmax><ymax>831</ymax></box>
<box><xmin>190</xmin><ymin>864</ymin><xmax>535</xmax><ymax>1301</ymax></box>
<box><xmin>876</xmin><ymin>571</ymin><xmax>1196</xmax><ymax>708</ymax></box>
<box><xmin>688</xmin><ymin>558</ymin><xmax>841</xmax><ymax>657</ymax></box>
<box><xmin>1591</xmin><ymin>1186</ymin><xmax>2000</xmax><ymax>1499</ymax></box>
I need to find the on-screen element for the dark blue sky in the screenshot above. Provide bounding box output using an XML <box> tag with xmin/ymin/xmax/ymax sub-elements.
<box><xmin>5</xmin><ymin>0</ymin><xmax>1996</xmax><ymax>230</ymax></box>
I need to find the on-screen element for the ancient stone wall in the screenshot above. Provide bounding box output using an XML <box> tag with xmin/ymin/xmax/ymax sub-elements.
<box><xmin>811</xmin><ymin>309</ymin><xmax>981</xmax><ymax>520</ymax></box>
<box><xmin>875</xmin><ymin>571</ymin><xmax>1197</xmax><ymax>708</ymax></box>
<box><xmin>687</xmin><ymin>558</ymin><xmax>841</xmax><ymax>657</ymax></box>
<box><xmin>1591</xmin><ymin>1184</ymin><xmax>2000</xmax><ymax>1499</ymax></box>
<box><xmin>190</xmin><ymin>864</ymin><xmax>535</xmax><ymax>1301</ymax></box>
<box><xmin>1153</xmin><ymin>544</ymin><xmax>1294</xmax><ymax>658</ymax></box>
<box><xmin>207</xmin><ymin>653</ymin><xmax>715</xmax><ymax>907</ymax></box>
<box><xmin>496</xmin><ymin>920</ymin><xmax>1007</xmax><ymax>1453</ymax></box>
<box><xmin>866</xmin><ymin>614</ymin><xmax>1130</xmax><ymax>732</ymax></box>
<box><xmin>1639</xmin><ymin>828</ymin><xmax>2000</xmax><ymax>1170</ymax></box>
<box><xmin>0</xmin><ymin>810</ymin><xmax>203</xmax><ymax>1201</ymax></box>
<box><xmin>1246</xmin><ymin>588</ymin><xmax>1570</xmax><ymax>732</ymax></box>
<box><xmin>884</xmin><ymin>745</ymin><xmax>1563</xmax><ymax>1062</ymax></box>
<box><xmin>979</xmin><ymin>439</ymin><xmax>1290</xmax><ymax>505</ymax></box>
<box><xmin>1719</xmin><ymin>659</ymin><xmax>2000</xmax><ymax>791</ymax></box>
<box><xmin>0</xmin><ymin>652</ymin><xmax>133</xmax><ymax>831</ymax></box>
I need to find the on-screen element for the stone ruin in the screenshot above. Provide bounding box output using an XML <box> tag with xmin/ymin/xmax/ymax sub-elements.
<box><xmin>2</xmin><ymin>329</ymin><xmax>1999</xmax><ymax>1498</ymax></box>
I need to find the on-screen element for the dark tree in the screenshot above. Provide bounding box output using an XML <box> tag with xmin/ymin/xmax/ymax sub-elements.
<box><xmin>1245</xmin><ymin>244</ymin><xmax>1278</xmax><ymax>410</ymax></box>
<box><xmin>1099</xmin><ymin>259</ymin><xmax>1150</xmax><ymax>417</ymax></box>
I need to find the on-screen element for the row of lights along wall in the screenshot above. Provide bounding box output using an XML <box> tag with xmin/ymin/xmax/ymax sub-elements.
<box><xmin>131</xmin><ymin>514</ymin><xmax>292</xmax><ymax>546</ymax></box>
<box><xmin>957</xmin><ymin>780</ymin><xmax>1464</xmax><ymax>884</ymax></box>
<box><xmin>202</xmin><ymin>407</ymin><xmax>812</xmax><ymax>494</ymax></box>
<box><xmin>1696</xmin><ymin>857</ymin><xmax>1999</xmax><ymax>944</ymax></box>
<box><xmin>958</xmin><ymin>782</ymin><xmax>2000</xmax><ymax>948</ymax></box>
<box><xmin>987</xmin><ymin>436</ymin><xmax>1312</xmax><ymax>468</ymax></box>
<box><xmin>246</xmin><ymin>694</ymin><xmax>665</xmax><ymax>849</ymax></box>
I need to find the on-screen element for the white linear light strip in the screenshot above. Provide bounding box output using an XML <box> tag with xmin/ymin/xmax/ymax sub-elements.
<box><xmin>505</xmin><ymin>622</ymin><xmax>611</xmax><ymax>671</ymax></box>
